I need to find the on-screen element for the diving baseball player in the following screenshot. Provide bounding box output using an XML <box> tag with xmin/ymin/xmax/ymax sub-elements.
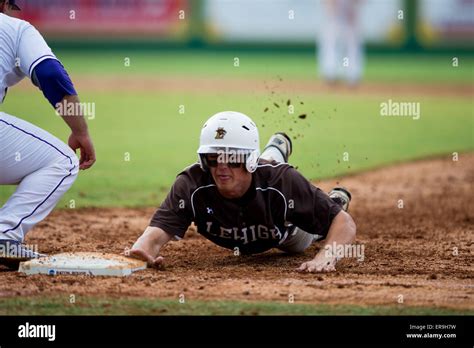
<box><xmin>0</xmin><ymin>1</ymin><xmax>96</xmax><ymax>267</ymax></box>
<box><xmin>128</xmin><ymin>111</ymin><xmax>356</xmax><ymax>273</ymax></box>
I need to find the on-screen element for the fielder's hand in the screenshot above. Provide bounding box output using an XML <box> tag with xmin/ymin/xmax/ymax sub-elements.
<box><xmin>297</xmin><ymin>253</ymin><xmax>337</xmax><ymax>273</ymax></box>
<box><xmin>68</xmin><ymin>132</ymin><xmax>96</xmax><ymax>170</ymax></box>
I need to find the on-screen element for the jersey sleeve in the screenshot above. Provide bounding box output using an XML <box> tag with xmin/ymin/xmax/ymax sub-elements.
<box><xmin>17</xmin><ymin>22</ymin><xmax>57</xmax><ymax>78</ymax></box>
<box><xmin>149</xmin><ymin>174</ymin><xmax>194</xmax><ymax>239</ymax></box>
<box><xmin>284</xmin><ymin>167</ymin><xmax>342</xmax><ymax>238</ymax></box>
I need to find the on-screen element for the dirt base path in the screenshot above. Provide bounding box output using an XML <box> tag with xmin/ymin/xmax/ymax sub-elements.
<box><xmin>1</xmin><ymin>153</ymin><xmax>473</xmax><ymax>310</ymax></box>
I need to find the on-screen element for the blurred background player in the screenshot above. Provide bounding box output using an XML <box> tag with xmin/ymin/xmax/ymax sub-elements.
<box><xmin>0</xmin><ymin>0</ymin><xmax>96</xmax><ymax>267</ymax></box>
<box><xmin>318</xmin><ymin>0</ymin><xmax>364</xmax><ymax>85</ymax></box>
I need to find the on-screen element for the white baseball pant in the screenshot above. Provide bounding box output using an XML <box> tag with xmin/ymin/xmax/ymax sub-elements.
<box><xmin>318</xmin><ymin>0</ymin><xmax>363</xmax><ymax>84</ymax></box>
<box><xmin>0</xmin><ymin>112</ymin><xmax>79</xmax><ymax>242</ymax></box>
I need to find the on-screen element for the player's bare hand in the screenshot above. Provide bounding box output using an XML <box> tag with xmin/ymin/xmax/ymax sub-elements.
<box><xmin>124</xmin><ymin>227</ymin><xmax>169</xmax><ymax>269</ymax></box>
<box><xmin>297</xmin><ymin>254</ymin><xmax>337</xmax><ymax>273</ymax></box>
<box><xmin>68</xmin><ymin>132</ymin><xmax>96</xmax><ymax>170</ymax></box>
<box><xmin>124</xmin><ymin>247</ymin><xmax>164</xmax><ymax>269</ymax></box>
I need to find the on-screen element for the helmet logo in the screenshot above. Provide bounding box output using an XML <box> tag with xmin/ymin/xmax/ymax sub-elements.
<box><xmin>215</xmin><ymin>127</ymin><xmax>227</xmax><ymax>139</ymax></box>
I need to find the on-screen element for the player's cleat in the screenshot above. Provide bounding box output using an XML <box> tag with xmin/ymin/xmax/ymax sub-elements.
<box><xmin>263</xmin><ymin>132</ymin><xmax>293</xmax><ymax>162</ymax></box>
<box><xmin>329</xmin><ymin>187</ymin><xmax>352</xmax><ymax>212</ymax></box>
<box><xmin>0</xmin><ymin>239</ymin><xmax>46</xmax><ymax>270</ymax></box>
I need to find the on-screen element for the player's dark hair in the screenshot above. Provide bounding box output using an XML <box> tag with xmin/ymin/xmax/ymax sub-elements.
<box><xmin>0</xmin><ymin>0</ymin><xmax>5</xmax><ymax>13</ymax></box>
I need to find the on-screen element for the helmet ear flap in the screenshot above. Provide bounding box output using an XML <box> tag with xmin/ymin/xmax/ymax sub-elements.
<box><xmin>198</xmin><ymin>154</ymin><xmax>208</xmax><ymax>172</ymax></box>
<box><xmin>245</xmin><ymin>150</ymin><xmax>260</xmax><ymax>173</ymax></box>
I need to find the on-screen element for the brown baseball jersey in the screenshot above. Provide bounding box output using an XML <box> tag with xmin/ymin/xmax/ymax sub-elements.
<box><xmin>150</xmin><ymin>161</ymin><xmax>342</xmax><ymax>254</ymax></box>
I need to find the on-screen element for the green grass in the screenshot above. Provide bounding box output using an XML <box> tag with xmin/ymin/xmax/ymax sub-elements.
<box><xmin>0</xmin><ymin>51</ymin><xmax>472</xmax><ymax>206</ymax></box>
<box><xmin>0</xmin><ymin>296</ymin><xmax>471</xmax><ymax>315</ymax></box>
<box><xmin>55</xmin><ymin>51</ymin><xmax>474</xmax><ymax>84</ymax></box>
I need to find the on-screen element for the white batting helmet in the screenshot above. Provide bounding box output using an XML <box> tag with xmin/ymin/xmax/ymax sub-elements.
<box><xmin>197</xmin><ymin>111</ymin><xmax>260</xmax><ymax>173</ymax></box>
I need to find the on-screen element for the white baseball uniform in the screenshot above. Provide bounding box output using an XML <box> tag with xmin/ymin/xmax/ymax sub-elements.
<box><xmin>318</xmin><ymin>0</ymin><xmax>364</xmax><ymax>84</ymax></box>
<box><xmin>0</xmin><ymin>13</ymin><xmax>79</xmax><ymax>242</ymax></box>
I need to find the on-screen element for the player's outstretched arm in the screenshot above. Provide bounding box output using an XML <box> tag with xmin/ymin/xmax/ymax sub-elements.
<box><xmin>297</xmin><ymin>211</ymin><xmax>356</xmax><ymax>273</ymax></box>
<box><xmin>126</xmin><ymin>226</ymin><xmax>173</xmax><ymax>269</ymax></box>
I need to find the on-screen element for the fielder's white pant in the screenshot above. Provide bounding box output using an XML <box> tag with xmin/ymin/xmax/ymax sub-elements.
<box><xmin>318</xmin><ymin>0</ymin><xmax>363</xmax><ymax>84</ymax></box>
<box><xmin>260</xmin><ymin>145</ymin><xmax>317</xmax><ymax>253</ymax></box>
<box><xmin>0</xmin><ymin>112</ymin><xmax>79</xmax><ymax>242</ymax></box>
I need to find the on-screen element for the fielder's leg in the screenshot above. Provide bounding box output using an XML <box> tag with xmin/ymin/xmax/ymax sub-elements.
<box><xmin>341</xmin><ymin>1</ymin><xmax>363</xmax><ymax>85</ymax></box>
<box><xmin>318</xmin><ymin>1</ymin><xmax>341</xmax><ymax>82</ymax></box>
<box><xmin>0</xmin><ymin>112</ymin><xmax>79</xmax><ymax>243</ymax></box>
